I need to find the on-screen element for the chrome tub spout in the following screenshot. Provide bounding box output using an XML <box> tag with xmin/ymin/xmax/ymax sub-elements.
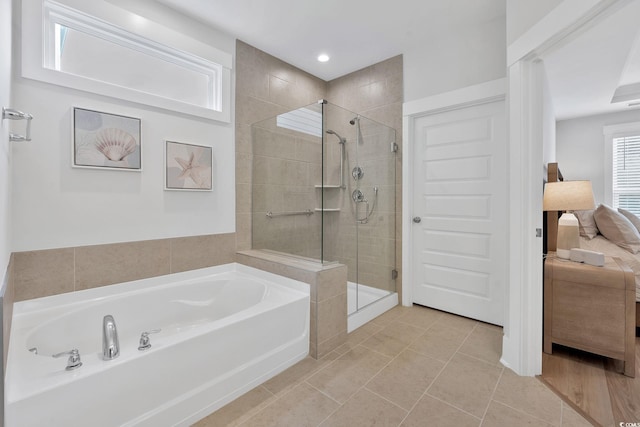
<box><xmin>102</xmin><ymin>315</ymin><xmax>120</xmax><ymax>360</ymax></box>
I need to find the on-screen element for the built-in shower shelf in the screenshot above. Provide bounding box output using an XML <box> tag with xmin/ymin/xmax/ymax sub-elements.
<box><xmin>314</xmin><ymin>185</ymin><xmax>342</xmax><ymax>189</ymax></box>
<box><xmin>315</xmin><ymin>208</ymin><xmax>341</xmax><ymax>212</ymax></box>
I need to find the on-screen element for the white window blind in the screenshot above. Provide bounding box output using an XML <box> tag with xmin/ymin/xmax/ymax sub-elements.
<box><xmin>613</xmin><ymin>134</ymin><xmax>640</xmax><ymax>215</ymax></box>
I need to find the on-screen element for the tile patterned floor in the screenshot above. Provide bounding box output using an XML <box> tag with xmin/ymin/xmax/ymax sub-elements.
<box><xmin>195</xmin><ymin>304</ymin><xmax>591</xmax><ymax>427</ymax></box>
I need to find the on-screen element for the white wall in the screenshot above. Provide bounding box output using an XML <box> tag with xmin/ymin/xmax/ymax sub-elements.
<box><xmin>0</xmin><ymin>0</ymin><xmax>12</xmax><ymax>273</ymax></box>
<box><xmin>404</xmin><ymin>16</ymin><xmax>506</xmax><ymax>102</ymax></box>
<box><xmin>556</xmin><ymin>109</ymin><xmax>640</xmax><ymax>204</ymax></box>
<box><xmin>542</xmin><ymin>67</ymin><xmax>556</xmax><ymax>168</ymax></box>
<box><xmin>11</xmin><ymin>1</ymin><xmax>236</xmax><ymax>252</ymax></box>
<box><xmin>506</xmin><ymin>0</ymin><xmax>562</xmax><ymax>45</ymax></box>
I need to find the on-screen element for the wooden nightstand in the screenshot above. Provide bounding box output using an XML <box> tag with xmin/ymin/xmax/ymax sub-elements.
<box><xmin>543</xmin><ymin>255</ymin><xmax>635</xmax><ymax>377</ymax></box>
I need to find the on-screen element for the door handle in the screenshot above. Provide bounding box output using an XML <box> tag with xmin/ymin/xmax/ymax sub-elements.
<box><xmin>413</xmin><ymin>216</ymin><xmax>421</xmax><ymax>223</ymax></box>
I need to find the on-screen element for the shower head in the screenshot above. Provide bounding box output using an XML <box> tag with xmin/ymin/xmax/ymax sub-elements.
<box><xmin>349</xmin><ymin>116</ymin><xmax>359</xmax><ymax>125</ymax></box>
<box><xmin>326</xmin><ymin>129</ymin><xmax>346</xmax><ymax>144</ymax></box>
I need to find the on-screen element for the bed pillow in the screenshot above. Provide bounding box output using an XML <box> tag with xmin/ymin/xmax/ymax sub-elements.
<box><xmin>593</xmin><ymin>204</ymin><xmax>640</xmax><ymax>253</ymax></box>
<box><xmin>618</xmin><ymin>208</ymin><xmax>640</xmax><ymax>233</ymax></box>
<box><xmin>573</xmin><ymin>209</ymin><xmax>598</xmax><ymax>239</ymax></box>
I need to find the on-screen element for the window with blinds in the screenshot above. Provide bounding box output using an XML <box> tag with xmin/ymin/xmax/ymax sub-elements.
<box><xmin>613</xmin><ymin>134</ymin><xmax>640</xmax><ymax>215</ymax></box>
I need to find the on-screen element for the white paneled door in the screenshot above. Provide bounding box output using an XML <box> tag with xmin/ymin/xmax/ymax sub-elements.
<box><xmin>411</xmin><ymin>100</ymin><xmax>506</xmax><ymax>326</ymax></box>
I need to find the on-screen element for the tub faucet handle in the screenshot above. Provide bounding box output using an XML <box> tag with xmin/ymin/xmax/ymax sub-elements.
<box><xmin>53</xmin><ymin>348</ymin><xmax>82</xmax><ymax>371</ymax></box>
<box><xmin>138</xmin><ymin>329</ymin><xmax>161</xmax><ymax>351</ymax></box>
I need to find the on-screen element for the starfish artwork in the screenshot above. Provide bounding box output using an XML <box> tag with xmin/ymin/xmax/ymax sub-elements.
<box><xmin>174</xmin><ymin>151</ymin><xmax>211</xmax><ymax>189</ymax></box>
<box><xmin>166</xmin><ymin>141</ymin><xmax>212</xmax><ymax>190</ymax></box>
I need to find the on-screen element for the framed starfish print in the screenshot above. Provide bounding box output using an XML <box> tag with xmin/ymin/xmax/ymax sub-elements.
<box><xmin>164</xmin><ymin>140</ymin><xmax>213</xmax><ymax>191</ymax></box>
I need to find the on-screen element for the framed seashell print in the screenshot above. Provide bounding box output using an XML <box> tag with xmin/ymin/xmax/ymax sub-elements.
<box><xmin>165</xmin><ymin>140</ymin><xmax>213</xmax><ymax>191</ymax></box>
<box><xmin>73</xmin><ymin>107</ymin><xmax>142</xmax><ymax>171</ymax></box>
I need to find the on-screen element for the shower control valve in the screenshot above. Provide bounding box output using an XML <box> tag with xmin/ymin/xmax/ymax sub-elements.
<box><xmin>352</xmin><ymin>166</ymin><xmax>364</xmax><ymax>181</ymax></box>
<box><xmin>352</xmin><ymin>189</ymin><xmax>366</xmax><ymax>203</ymax></box>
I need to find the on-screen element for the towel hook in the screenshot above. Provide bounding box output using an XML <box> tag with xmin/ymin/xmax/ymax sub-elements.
<box><xmin>2</xmin><ymin>107</ymin><xmax>33</xmax><ymax>142</ymax></box>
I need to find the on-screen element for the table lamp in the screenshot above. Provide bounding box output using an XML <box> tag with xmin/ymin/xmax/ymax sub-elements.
<box><xmin>543</xmin><ymin>180</ymin><xmax>596</xmax><ymax>259</ymax></box>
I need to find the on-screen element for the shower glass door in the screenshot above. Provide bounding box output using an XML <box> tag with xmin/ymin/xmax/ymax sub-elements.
<box><xmin>251</xmin><ymin>100</ymin><xmax>397</xmax><ymax>314</ymax></box>
<box><xmin>322</xmin><ymin>102</ymin><xmax>397</xmax><ymax>314</ymax></box>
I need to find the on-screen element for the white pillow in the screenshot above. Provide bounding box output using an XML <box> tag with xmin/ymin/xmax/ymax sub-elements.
<box><xmin>618</xmin><ymin>208</ymin><xmax>640</xmax><ymax>233</ymax></box>
<box><xmin>574</xmin><ymin>209</ymin><xmax>598</xmax><ymax>239</ymax></box>
<box><xmin>593</xmin><ymin>204</ymin><xmax>640</xmax><ymax>253</ymax></box>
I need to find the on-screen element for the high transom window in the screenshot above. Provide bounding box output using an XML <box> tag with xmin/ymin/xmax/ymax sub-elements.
<box><xmin>22</xmin><ymin>0</ymin><xmax>232</xmax><ymax>122</ymax></box>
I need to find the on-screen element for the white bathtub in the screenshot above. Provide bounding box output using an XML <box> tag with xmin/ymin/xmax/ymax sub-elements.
<box><xmin>6</xmin><ymin>263</ymin><xmax>310</xmax><ymax>426</ymax></box>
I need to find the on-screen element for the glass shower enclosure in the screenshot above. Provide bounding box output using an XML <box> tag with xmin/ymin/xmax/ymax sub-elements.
<box><xmin>251</xmin><ymin>100</ymin><xmax>397</xmax><ymax>317</ymax></box>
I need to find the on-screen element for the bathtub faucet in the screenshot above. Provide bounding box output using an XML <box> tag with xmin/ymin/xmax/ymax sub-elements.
<box><xmin>102</xmin><ymin>314</ymin><xmax>120</xmax><ymax>360</ymax></box>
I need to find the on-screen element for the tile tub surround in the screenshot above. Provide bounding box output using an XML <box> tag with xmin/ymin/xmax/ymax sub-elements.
<box><xmin>11</xmin><ymin>233</ymin><xmax>236</xmax><ymax>302</ymax></box>
<box><xmin>195</xmin><ymin>304</ymin><xmax>591</xmax><ymax>427</ymax></box>
<box><xmin>237</xmin><ymin>250</ymin><xmax>347</xmax><ymax>359</ymax></box>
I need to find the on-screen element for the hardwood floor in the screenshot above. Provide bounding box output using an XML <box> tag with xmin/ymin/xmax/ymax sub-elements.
<box><xmin>541</xmin><ymin>333</ymin><xmax>640</xmax><ymax>427</ymax></box>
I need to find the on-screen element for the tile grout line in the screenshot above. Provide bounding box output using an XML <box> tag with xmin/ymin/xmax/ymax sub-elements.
<box><xmin>428</xmin><ymin>321</ymin><xmax>479</xmax><ymax>389</ymax></box>
<box><xmin>456</xmin><ymin>350</ymin><xmax>504</xmax><ymax>369</ymax></box>
<box><xmin>236</xmin><ymin>380</ymin><xmax>318</xmax><ymax>427</ymax></box>
<box><xmin>397</xmin><ymin>322</ymin><xmax>480</xmax><ymax>425</ymax></box>
<box><xmin>478</xmin><ymin>364</ymin><xmax>505</xmax><ymax>424</ymax></box>
<box><xmin>311</xmin><ymin>341</ymin><xmax>405</xmax><ymax>427</ymax></box>
<box><xmin>235</xmin><ymin>355</ymin><xmax>339</xmax><ymax>427</ymax></box>
<box><xmin>363</xmin><ymin>385</ymin><xmax>412</xmax><ymax>415</ymax></box>
<box><xmin>316</xmin><ymin>312</ymin><xmax>424</xmax><ymax>427</ymax></box>
<box><xmin>231</xmin><ymin>386</ymin><xmax>278</xmax><ymax>427</ymax></box>
<box><xmin>427</xmin><ymin>392</ymin><xmax>485</xmax><ymax>422</ymax></box>
<box><xmin>304</xmin><ymin>379</ymin><xmax>344</xmax><ymax>407</ymax></box>
<box><xmin>345</xmin><ymin>315</ymin><xmax>446</xmax><ymax>425</ymax></box>
<box><xmin>490</xmin><ymin>398</ymin><xmax>564</xmax><ymax>427</ymax></box>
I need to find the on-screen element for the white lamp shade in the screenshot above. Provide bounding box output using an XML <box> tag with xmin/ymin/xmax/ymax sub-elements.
<box><xmin>543</xmin><ymin>181</ymin><xmax>595</xmax><ymax>212</ymax></box>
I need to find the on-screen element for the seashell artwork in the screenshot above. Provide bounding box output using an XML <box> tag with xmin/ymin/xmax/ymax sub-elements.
<box><xmin>95</xmin><ymin>128</ymin><xmax>137</xmax><ymax>161</ymax></box>
<box><xmin>73</xmin><ymin>107</ymin><xmax>141</xmax><ymax>170</ymax></box>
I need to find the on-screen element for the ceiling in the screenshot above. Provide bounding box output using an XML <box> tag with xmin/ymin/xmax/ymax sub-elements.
<box><xmin>155</xmin><ymin>0</ymin><xmax>504</xmax><ymax>81</ymax></box>
<box><xmin>542</xmin><ymin>0</ymin><xmax>640</xmax><ymax>120</ymax></box>
<box><xmin>154</xmin><ymin>0</ymin><xmax>640</xmax><ymax>121</ymax></box>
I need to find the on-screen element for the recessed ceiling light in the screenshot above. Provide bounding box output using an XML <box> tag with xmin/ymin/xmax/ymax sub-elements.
<box><xmin>317</xmin><ymin>54</ymin><xmax>330</xmax><ymax>63</ymax></box>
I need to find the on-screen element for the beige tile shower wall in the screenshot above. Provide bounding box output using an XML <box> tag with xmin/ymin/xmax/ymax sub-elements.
<box><xmin>251</xmin><ymin>125</ymin><xmax>323</xmax><ymax>260</ymax></box>
<box><xmin>326</xmin><ymin>56</ymin><xmax>404</xmax><ymax>300</ymax></box>
<box><xmin>235</xmin><ymin>40</ymin><xmax>327</xmax><ymax>252</ymax></box>
<box><xmin>12</xmin><ymin>233</ymin><xmax>237</xmax><ymax>302</ymax></box>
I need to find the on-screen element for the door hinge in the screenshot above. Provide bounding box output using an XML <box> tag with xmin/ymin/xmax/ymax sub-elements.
<box><xmin>391</xmin><ymin>142</ymin><xmax>398</xmax><ymax>153</ymax></box>
<box><xmin>536</xmin><ymin>228</ymin><xmax>542</xmax><ymax>238</ymax></box>
<box><xmin>391</xmin><ymin>269</ymin><xmax>398</xmax><ymax>280</ymax></box>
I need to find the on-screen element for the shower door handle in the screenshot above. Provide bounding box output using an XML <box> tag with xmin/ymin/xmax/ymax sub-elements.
<box><xmin>412</xmin><ymin>217</ymin><xmax>421</xmax><ymax>224</ymax></box>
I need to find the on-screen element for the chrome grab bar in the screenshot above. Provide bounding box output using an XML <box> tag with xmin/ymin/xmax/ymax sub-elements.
<box><xmin>266</xmin><ymin>209</ymin><xmax>314</xmax><ymax>218</ymax></box>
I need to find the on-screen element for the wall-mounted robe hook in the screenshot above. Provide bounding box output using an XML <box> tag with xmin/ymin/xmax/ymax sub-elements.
<box><xmin>2</xmin><ymin>107</ymin><xmax>33</xmax><ymax>142</ymax></box>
